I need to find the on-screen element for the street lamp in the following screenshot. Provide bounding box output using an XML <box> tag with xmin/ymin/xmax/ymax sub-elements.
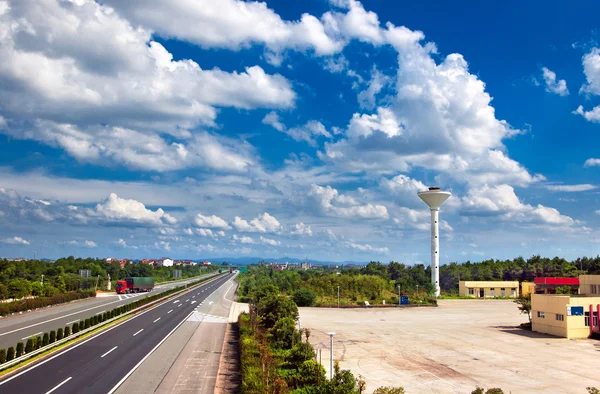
<box><xmin>337</xmin><ymin>286</ymin><xmax>340</xmax><ymax>308</ymax></box>
<box><xmin>327</xmin><ymin>332</ymin><xmax>335</xmax><ymax>380</ymax></box>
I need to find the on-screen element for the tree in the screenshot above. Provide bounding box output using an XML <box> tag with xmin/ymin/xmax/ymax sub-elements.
<box><xmin>293</xmin><ymin>289</ymin><xmax>317</xmax><ymax>307</ymax></box>
<box><xmin>49</xmin><ymin>330</ymin><xmax>56</xmax><ymax>343</ymax></box>
<box><xmin>514</xmin><ymin>294</ymin><xmax>532</xmax><ymax>323</ymax></box>
<box><xmin>64</xmin><ymin>326</ymin><xmax>71</xmax><ymax>337</ymax></box>
<box><xmin>256</xmin><ymin>293</ymin><xmax>299</xmax><ymax>329</ymax></box>
<box><xmin>271</xmin><ymin>317</ymin><xmax>299</xmax><ymax>349</ymax></box>
<box><xmin>57</xmin><ymin>328</ymin><xmax>64</xmax><ymax>340</ymax></box>
<box><xmin>25</xmin><ymin>338</ymin><xmax>34</xmax><ymax>353</ymax></box>
<box><xmin>555</xmin><ymin>285</ymin><xmax>572</xmax><ymax>294</ymax></box>
<box><xmin>6</xmin><ymin>347</ymin><xmax>14</xmax><ymax>361</ymax></box>
<box><xmin>374</xmin><ymin>387</ymin><xmax>405</xmax><ymax>394</ymax></box>
<box><xmin>35</xmin><ymin>336</ymin><xmax>42</xmax><ymax>350</ymax></box>
<box><xmin>72</xmin><ymin>323</ymin><xmax>79</xmax><ymax>334</ymax></box>
<box><xmin>0</xmin><ymin>348</ymin><xmax>6</xmax><ymax>364</ymax></box>
<box><xmin>15</xmin><ymin>342</ymin><xmax>23</xmax><ymax>357</ymax></box>
<box><xmin>42</xmin><ymin>332</ymin><xmax>49</xmax><ymax>346</ymax></box>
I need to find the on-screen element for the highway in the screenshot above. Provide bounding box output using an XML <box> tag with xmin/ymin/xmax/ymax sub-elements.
<box><xmin>0</xmin><ymin>272</ymin><xmax>234</xmax><ymax>393</ymax></box>
<box><xmin>0</xmin><ymin>272</ymin><xmax>219</xmax><ymax>355</ymax></box>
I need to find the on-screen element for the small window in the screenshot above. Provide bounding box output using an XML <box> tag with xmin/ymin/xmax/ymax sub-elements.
<box><xmin>468</xmin><ymin>288</ymin><xmax>474</xmax><ymax>295</ymax></box>
<box><xmin>490</xmin><ymin>288</ymin><xmax>495</xmax><ymax>290</ymax></box>
<box><xmin>591</xmin><ymin>285</ymin><xmax>598</xmax><ymax>295</ymax></box>
<box><xmin>556</xmin><ymin>314</ymin><xmax>564</xmax><ymax>321</ymax></box>
<box><xmin>500</xmin><ymin>288</ymin><xmax>505</xmax><ymax>291</ymax></box>
<box><xmin>537</xmin><ymin>311</ymin><xmax>545</xmax><ymax>318</ymax></box>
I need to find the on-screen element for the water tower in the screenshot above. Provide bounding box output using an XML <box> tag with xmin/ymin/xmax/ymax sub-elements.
<box><xmin>418</xmin><ymin>187</ymin><xmax>451</xmax><ymax>297</ymax></box>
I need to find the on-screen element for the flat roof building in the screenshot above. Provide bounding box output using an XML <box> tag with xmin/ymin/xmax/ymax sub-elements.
<box><xmin>459</xmin><ymin>281</ymin><xmax>519</xmax><ymax>298</ymax></box>
<box><xmin>534</xmin><ymin>277</ymin><xmax>579</xmax><ymax>294</ymax></box>
<box><xmin>531</xmin><ymin>275</ymin><xmax>600</xmax><ymax>339</ymax></box>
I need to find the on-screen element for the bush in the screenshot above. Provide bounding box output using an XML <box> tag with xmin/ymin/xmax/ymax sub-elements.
<box><xmin>84</xmin><ymin>319</ymin><xmax>90</xmax><ymax>329</ymax></box>
<box><xmin>36</xmin><ymin>336</ymin><xmax>42</xmax><ymax>349</ymax></box>
<box><xmin>42</xmin><ymin>332</ymin><xmax>49</xmax><ymax>346</ymax></box>
<box><xmin>79</xmin><ymin>321</ymin><xmax>84</xmax><ymax>331</ymax></box>
<box><xmin>57</xmin><ymin>328</ymin><xmax>64</xmax><ymax>340</ymax></box>
<box><xmin>72</xmin><ymin>323</ymin><xmax>79</xmax><ymax>334</ymax></box>
<box><xmin>64</xmin><ymin>326</ymin><xmax>71</xmax><ymax>337</ymax></box>
<box><xmin>6</xmin><ymin>347</ymin><xmax>15</xmax><ymax>361</ymax></box>
<box><xmin>93</xmin><ymin>315</ymin><xmax>98</xmax><ymax>325</ymax></box>
<box><xmin>16</xmin><ymin>342</ymin><xmax>23</xmax><ymax>357</ymax></box>
<box><xmin>25</xmin><ymin>338</ymin><xmax>34</xmax><ymax>353</ymax></box>
<box><xmin>293</xmin><ymin>289</ymin><xmax>317</xmax><ymax>307</ymax></box>
<box><xmin>0</xmin><ymin>348</ymin><xmax>5</xmax><ymax>364</ymax></box>
<box><xmin>0</xmin><ymin>290</ymin><xmax>96</xmax><ymax>317</ymax></box>
<box><xmin>374</xmin><ymin>387</ymin><xmax>406</xmax><ymax>394</ymax></box>
<box><xmin>49</xmin><ymin>330</ymin><xmax>56</xmax><ymax>343</ymax></box>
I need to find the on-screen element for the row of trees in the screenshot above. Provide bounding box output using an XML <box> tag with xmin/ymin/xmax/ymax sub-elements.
<box><xmin>0</xmin><ymin>257</ymin><xmax>218</xmax><ymax>300</ymax></box>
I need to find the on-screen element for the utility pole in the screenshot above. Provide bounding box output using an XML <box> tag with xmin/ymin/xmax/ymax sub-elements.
<box><xmin>328</xmin><ymin>332</ymin><xmax>335</xmax><ymax>380</ymax></box>
<box><xmin>337</xmin><ymin>286</ymin><xmax>340</xmax><ymax>308</ymax></box>
<box><xmin>40</xmin><ymin>274</ymin><xmax>44</xmax><ymax>286</ymax></box>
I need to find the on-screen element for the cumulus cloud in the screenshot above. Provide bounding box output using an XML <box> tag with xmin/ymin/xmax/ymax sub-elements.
<box><xmin>117</xmin><ymin>238</ymin><xmax>127</xmax><ymax>247</ymax></box>
<box><xmin>460</xmin><ymin>184</ymin><xmax>576</xmax><ymax>226</ymax></box>
<box><xmin>290</xmin><ymin>222</ymin><xmax>313</xmax><ymax>236</ymax></box>
<box><xmin>194</xmin><ymin>213</ymin><xmax>230</xmax><ymax>229</ymax></box>
<box><xmin>545</xmin><ymin>184</ymin><xmax>596</xmax><ymax>192</ymax></box>
<box><xmin>309</xmin><ymin>184</ymin><xmax>388</xmax><ymax>219</ymax></box>
<box><xmin>357</xmin><ymin>66</ymin><xmax>391</xmax><ymax>109</ymax></box>
<box><xmin>584</xmin><ymin>158</ymin><xmax>600</xmax><ymax>167</ymax></box>
<box><xmin>232</xmin><ymin>212</ymin><xmax>282</xmax><ymax>233</ymax></box>
<box><xmin>580</xmin><ymin>47</ymin><xmax>600</xmax><ymax>96</ymax></box>
<box><xmin>84</xmin><ymin>240</ymin><xmax>97</xmax><ymax>248</ymax></box>
<box><xmin>2</xmin><ymin>236</ymin><xmax>30</xmax><ymax>245</ymax></box>
<box><xmin>380</xmin><ymin>174</ymin><xmax>428</xmax><ymax>205</ymax></box>
<box><xmin>0</xmin><ymin>0</ymin><xmax>293</xmax><ymax>173</ymax></box>
<box><xmin>260</xmin><ymin>236</ymin><xmax>281</xmax><ymax>246</ymax></box>
<box><xmin>94</xmin><ymin>193</ymin><xmax>176</xmax><ymax>226</ymax></box>
<box><xmin>233</xmin><ymin>234</ymin><xmax>255</xmax><ymax>244</ymax></box>
<box><xmin>573</xmin><ymin>105</ymin><xmax>600</xmax><ymax>123</ymax></box>
<box><xmin>346</xmin><ymin>242</ymin><xmax>389</xmax><ymax>254</ymax></box>
<box><xmin>262</xmin><ymin>113</ymin><xmax>332</xmax><ymax>147</ymax></box>
<box><xmin>541</xmin><ymin>67</ymin><xmax>569</xmax><ymax>96</ymax></box>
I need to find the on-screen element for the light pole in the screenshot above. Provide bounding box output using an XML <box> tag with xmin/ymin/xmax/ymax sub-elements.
<box><xmin>327</xmin><ymin>332</ymin><xmax>335</xmax><ymax>380</ymax></box>
<box><xmin>337</xmin><ymin>286</ymin><xmax>340</xmax><ymax>308</ymax></box>
<box><xmin>40</xmin><ymin>274</ymin><xmax>44</xmax><ymax>286</ymax></box>
<box><xmin>398</xmin><ymin>285</ymin><xmax>401</xmax><ymax>305</ymax></box>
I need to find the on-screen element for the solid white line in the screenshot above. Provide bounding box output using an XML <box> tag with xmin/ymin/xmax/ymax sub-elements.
<box><xmin>66</xmin><ymin>320</ymin><xmax>80</xmax><ymax>326</ymax></box>
<box><xmin>21</xmin><ymin>332</ymin><xmax>43</xmax><ymax>340</ymax></box>
<box><xmin>101</xmin><ymin>346</ymin><xmax>118</xmax><ymax>358</ymax></box>
<box><xmin>167</xmin><ymin>309</ymin><xmax>173</xmax><ymax>314</ymax></box>
<box><xmin>133</xmin><ymin>329</ymin><xmax>144</xmax><ymax>337</ymax></box>
<box><xmin>0</xmin><ymin>275</ymin><xmax>225</xmax><ymax>388</ymax></box>
<box><xmin>45</xmin><ymin>377</ymin><xmax>72</xmax><ymax>394</ymax></box>
<box><xmin>106</xmin><ymin>310</ymin><xmax>194</xmax><ymax>394</ymax></box>
<box><xmin>153</xmin><ymin>317</ymin><xmax>161</xmax><ymax>323</ymax></box>
<box><xmin>95</xmin><ymin>310</ymin><xmax>106</xmax><ymax>315</ymax></box>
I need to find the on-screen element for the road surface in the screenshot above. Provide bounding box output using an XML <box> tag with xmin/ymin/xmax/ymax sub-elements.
<box><xmin>0</xmin><ymin>273</ymin><xmax>218</xmax><ymax>350</ymax></box>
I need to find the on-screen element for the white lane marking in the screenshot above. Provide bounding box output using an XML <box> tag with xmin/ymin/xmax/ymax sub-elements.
<box><xmin>192</xmin><ymin>296</ymin><xmax>195</xmax><ymax>298</ymax></box>
<box><xmin>153</xmin><ymin>317</ymin><xmax>161</xmax><ymax>323</ymax></box>
<box><xmin>191</xmin><ymin>301</ymin><xmax>196</xmax><ymax>305</ymax></box>
<box><xmin>209</xmin><ymin>301</ymin><xmax>214</xmax><ymax>305</ymax></box>
<box><xmin>101</xmin><ymin>346</ymin><xmax>118</xmax><ymax>358</ymax></box>
<box><xmin>21</xmin><ymin>331</ymin><xmax>43</xmax><ymax>340</ymax></box>
<box><xmin>178</xmin><ymin>304</ymin><xmax>182</xmax><ymax>308</ymax></box>
<box><xmin>167</xmin><ymin>309</ymin><xmax>173</xmax><ymax>314</ymax></box>
<box><xmin>133</xmin><ymin>329</ymin><xmax>144</xmax><ymax>337</ymax></box>
<box><xmin>107</xmin><ymin>310</ymin><xmax>195</xmax><ymax>394</ymax></box>
<box><xmin>66</xmin><ymin>320</ymin><xmax>80</xmax><ymax>326</ymax></box>
<box><xmin>95</xmin><ymin>310</ymin><xmax>106</xmax><ymax>315</ymax></box>
<box><xmin>173</xmin><ymin>300</ymin><xmax>179</xmax><ymax>304</ymax></box>
<box><xmin>185</xmin><ymin>299</ymin><xmax>189</xmax><ymax>302</ymax></box>
<box><xmin>45</xmin><ymin>377</ymin><xmax>72</xmax><ymax>394</ymax></box>
<box><xmin>0</xmin><ymin>275</ymin><xmax>225</xmax><ymax>388</ymax></box>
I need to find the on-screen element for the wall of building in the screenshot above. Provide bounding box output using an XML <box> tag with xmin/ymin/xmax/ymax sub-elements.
<box><xmin>579</xmin><ymin>275</ymin><xmax>600</xmax><ymax>295</ymax></box>
<box><xmin>459</xmin><ymin>281</ymin><xmax>519</xmax><ymax>298</ymax></box>
<box><xmin>532</xmin><ymin>294</ymin><xmax>600</xmax><ymax>339</ymax></box>
<box><xmin>521</xmin><ymin>282</ymin><xmax>535</xmax><ymax>296</ymax></box>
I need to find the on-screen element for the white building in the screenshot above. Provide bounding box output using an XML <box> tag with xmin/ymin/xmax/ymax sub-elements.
<box><xmin>157</xmin><ymin>258</ymin><xmax>174</xmax><ymax>267</ymax></box>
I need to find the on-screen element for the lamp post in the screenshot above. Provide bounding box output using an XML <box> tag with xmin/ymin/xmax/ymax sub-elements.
<box><xmin>337</xmin><ymin>286</ymin><xmax>340</xmax><ymax>308</ymax></box>
<box><xmin>40</xmin><ymin>274</ymin><xmax>44</xmax><ymax>286</ymax></box>
<box><xmin>327</xmin><ymin>332</ymin><xmax>335</xmax><ymax>380</ymax></box>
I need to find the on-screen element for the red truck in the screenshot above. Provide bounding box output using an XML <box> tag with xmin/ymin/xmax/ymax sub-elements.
<box><xmin>115</xmin><ymin>277</ymin><xmax>155</xmax><ymax>294</ymax></box>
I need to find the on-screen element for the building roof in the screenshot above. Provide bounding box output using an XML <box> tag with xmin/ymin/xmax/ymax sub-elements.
<box><xmin>534</xmin><ymin>277</ymin><xmax>579</xmax><ymax>285</ymax></box>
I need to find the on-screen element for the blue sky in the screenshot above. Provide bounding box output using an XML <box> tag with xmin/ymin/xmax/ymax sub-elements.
<box><xmin>0</xmin><ymin>0</ymin><xmax>599</xmax><ymax>263</ymax></box>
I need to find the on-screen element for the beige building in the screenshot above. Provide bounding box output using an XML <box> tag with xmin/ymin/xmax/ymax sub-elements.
<box><xmin>521</xmin><ymin>282</ymin><xmax>535</xmax><ymax>296</ymax></box>
<box><xmin>531</xmin><ymin>275</ymin><xmax>600</xmax><ymax>339</ymax></box>
<box><xmin>459</xmin><ymin>281</ymin><xmax>519</xmax><ymax>298</ymax></box>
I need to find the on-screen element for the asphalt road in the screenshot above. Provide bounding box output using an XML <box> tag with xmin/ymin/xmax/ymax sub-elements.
<box><xmin>0</xmin><ymin>272</ymin><xmax>234</xmax><ymax>394</ymax></box>
<box><xmin>0</xmin><ymin>273</ymin><xmax>218</xmax><ymax>350</ymax></box>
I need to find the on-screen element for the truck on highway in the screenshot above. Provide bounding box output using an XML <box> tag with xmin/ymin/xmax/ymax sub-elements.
<box><xmin>115</xmin><ymin>277</ymin><xmax>155</xmax><ymax>294</ymax></box>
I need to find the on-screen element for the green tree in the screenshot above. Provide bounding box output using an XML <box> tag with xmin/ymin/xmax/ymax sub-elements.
<box><xmin>25</xmin><ymin>338</ymin><xmax>34</xmax><ymax>353</ymax></box>
<box><xmin>555</xmin><ymin>285</ymin><xmax>571</xmax><ymax>294</ymax></box>
<box><xmin>57</xmin><ymin>328</ymin><xmax>64</xmax><ymax>340</ymax></box>
<box><xmin>42</xmin><ymin>332</ymin><xmax>49</xmax><ymax>346</ymax></box>
<box><xmin>64</xmin><ymin>326</ymin><xmax>71</xmax><ymax>337</ymax></box>
<box><xmin>0</xmin><ymin>348</ymin><xmax>6</xmax><ymax>364</ymax></box>
<box><xmin>271</xmin><ymin>317</ymin><xmax>299</xmax><ymax>349</ymax></box>
<box><xmin>373</xmin><ymin>387</ymin><xmax>405</xmax><ymax>394</ymax></box>
<box><xmin>49</xmin><ymin>330</ymin><xmax>56</xmax><ymax>343</ymax></box>
<box><xmin>7</xmin><ymin>278</ymin><xmax>31</xmax><ymax>299</ymax></box>
<box><xmin>15</xmin><ymin>342</ymin><xmax>23</xmax><ymax>357</ymax></box>
<box><xmin>35</xmin><ymin>336</ymin><xmax>42</xmax><ymax>349</ymax></box>
<box><xmin>6</xmin><ymin>347</ymin><xmax>14</xmax><ymax>361</ymax></box>
<box><xmin>256</xmin><ymin>293</ymin><xmax>299</xmax><ymax>329</ymax></box>
<box><xmin>293</xmin><ymin>289</ymin><xmax>317</xmax><ymax>307</ymax></box>
<box><xmin>514</xmin><ymin>294</ymin><xmax>532</xmax><ymax>323</ymax></box>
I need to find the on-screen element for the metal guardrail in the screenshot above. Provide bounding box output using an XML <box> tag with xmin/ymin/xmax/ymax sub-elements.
<box><xmin>0</xmin><ymin>274</ymin><xmax>225</xmax><ymax>371</ymax></box>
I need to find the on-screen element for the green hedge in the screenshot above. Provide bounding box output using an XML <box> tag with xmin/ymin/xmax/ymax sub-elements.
<box><xmin>0</xmin><ymin>290</ymin><xmax>96</xmax><ymax>317</ymax></box>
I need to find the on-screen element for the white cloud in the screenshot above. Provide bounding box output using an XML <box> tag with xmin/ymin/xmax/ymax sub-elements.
<box><xmin>103</xmin><ymin>0</ymin><xmax>343</xmax><ymax>57</ymax></box>
<box><xmin>263</xmin><ymin>113</ymin><xmax>332</xmax><ymax>147</ymax></box>
<box><xmin>232</xmin><ymin>212</ymin><xmax>281</xmax><ymax>233</ymax></box>
<box><xmin>545</xmin><ymin>184</ymin><xmax>596</xmax><ymax>192</ymax></box>
<box><xmin>2</xmin><ymin>236</ymin><xmax>30</xmax><ymax>245</ymax></box>
<box><xmin>94</xmin><ymin>193</ymin><xmax>176</xmax><ymax>226</ymax></box>
<box><xmin>595</xmin><ymin>210</ymin><xmax>600</xmax><ymax>215</ymax></box>
<box><xmin>324</xmin><ymin>55</ymin><xmax>349</xmax><ymax>73</ymax></box>
<box><xmin>233</xmin><ymin>234</ymin><xmax>255</xmax><ymax>244</ymax></box>
<box><xmin>346</xmin><ymin>242</ymin><xmax>389</xmax><ymax>254</ymax></box>
<box><xmin>117</xmin><ymin>238</ymin><xmax>127</xmax><ymax>247</ymax></box>
<box><xmin>260</xmin><ymin>236</ymin><xmax>280</xmax><ymax>246</ymax></box>
<box><xmin>262</xmin><ymin>112</ymin><xmax>286</xmax><ymax>132</ymax></box>
<box><xmin>573</xmin><ymin>105</ymin><xmax>600</xmax><ymax>123</ymax></box>
<box><xmin>194</xmin><ymin>213</ymin><xmax>230</xmax><ymax>229</ymax></box>
<box><xmin>584</xmin><ymin>158</ymin><xmax>600</xmax><ymax>167</ymax></box>
<box><xmin>309</xmin><ymin>184</ymin><xmax>389</xmax><ymax>219</ymax></box>
<box><xmin>84</xmin><ymin>240</ymin><xmax>97</xmax><ymax>248</ymax></box>
<box><xmin>357</xmin><ymin>66</ymin><xmax>391</xmax><ymax>109</ymax></box>
<box><xmin>541</xmin><ymin>67</ymin><xmax>569</xmax><ymax>96</ymax></box>
<box><xmin>196</xmin><ymin>228</ymin><xmax>225</xmax><ymax>238</ymax></box>
<box><xmin>580</xmin><ymin>47</ymin><xmax>600</xmax><ymax>96</ymax></box>
<box><xmin>290</xmin><ymin>222</ymin><xmax>313</xmax><ymax>236</ymax></box>
<box><xmin>380</xmin><ymin>174</ymin><xmax>427</xmax><ymax>205</ymax></box>
<box><xmin>184</xmin><ymin>228</ymin><xmax>193</xmax><ymax>235</ymax></box>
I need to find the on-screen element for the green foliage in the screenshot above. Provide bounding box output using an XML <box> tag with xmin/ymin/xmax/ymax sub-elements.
<box><xmin>42</xmin><ymin>332</ymin><xmax>49</xmax><ymax>346</ymax></box>
<box><xmin>587</xmin><ymin>388</ymin><xmax>600</xmax><ymax>394</ymax></box>
<box><xmin>35</xmin><ymin>336</ymin><xmax>42</xmax><ymax>350</ymax></box>
<box><xmin>555</xmin><ymin>285</ymin><xmax>572</xmax><ymax>294</ymax></box>
<box><xmin>0</xmin><ymin>290</ymin><xmax>96</xmax><ymax>317</ymax></box>
<box><xmin>271</xmin><ymin>317</ymin><xmax>300</xmax><ymax>349</ymax></box>
<box><xmin>57</xmin><ymin>328</ymin><xmax>64</xmax><ymax>340</ymax></box>
<box><xmin>79</xmin><ymin>321</ymin><xmax>84</xmax><ymax>331</ymax></box>
<box><xmin>49</xmin><ymin>330</ymin><xmax>56</xmax><ymax>343</ymax></box>
<box><xmin>256</xmin><ymin>293</ymin><xmax>299</xmax><ymax>329</ymax></box>
<box><xmin>64</xmin><ymin>326</ymin><xmax>71</xmax><ymax>337</ymax></box>
<box><xmin>373</xmin><ymin>387</ymin><xmax>405</xmax><ymax>394</ymax></box>
<box><xmin>84</xmin><ymin>319</ymin><xmax>90</xmax><ymax>329</ymax></box>
<box><xmin>293</xmin><ymin>289</ymin><xmax>317</xmax><ymax>307</ymax></box>
<box><xmin>25</xmin><ymin>338</ymin><xmax>34</xmax><ymax>353</ymax></box>
<box><xmin>472</xmin><ymin>388</ymin><xmax>504</xmax><ymax>394</ymax></box>
<box><xmin>514</xmin><ymin>294</ymin><xmax>532</xmax><ymax>323</ymax></box>
<box><xmin>6</xmin><ymin>347</ymin><xmax>14</xmax><ymax>362</ymax></box>
<box><xmin>15</xmin><ymin>342</ymin><xmax>23</xmax><ymax>357</ymax></box>
<box><xmin>0</xmin><ymin>348</ymin><xmax>6</xmax><ymax>364</ymax></box>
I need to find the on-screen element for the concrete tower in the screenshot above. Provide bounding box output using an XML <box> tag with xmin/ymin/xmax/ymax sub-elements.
<box><xmin>418</xmin><ymin>187</ymin><xmax>451</xmax><ymax>298</ymax></box>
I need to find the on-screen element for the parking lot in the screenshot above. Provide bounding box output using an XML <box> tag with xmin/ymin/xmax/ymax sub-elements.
<box><xmin>300</xmin><ymin>300</ymin><xmax>600</xmax><ymax>394</ymax></box>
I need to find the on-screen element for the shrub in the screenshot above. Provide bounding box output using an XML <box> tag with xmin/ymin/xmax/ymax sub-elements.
<box><xmin>374</xmin><ymin>387</ymin><xmax>406</xmax><ymax>394</ymax></box>
<box><xmin>84</xmin><ymin>319</ymin><xmax>90</xmax><ymax>329</ymax></box>
<box><xmin>6</xmin><ymin>347</ymin><xmax>15</xmax><ymax>361</ymax></box>
<box><xmin>42</xmin><ymin>332</ymin><xmax>49</xmax><ymax>346</ymax></box>
<box><xmin>57</xmin><ymin>328</ymin><xmax>64</xmax><ymax>340</ymax></box>
<box><xmin>49</xmin><ymin>330</ymin><xmax>56</xmax><ymax>343</ymax></box>
<box><xmin>64</xmin><ymin>326</ymin><xmax>70</xmax><ymax>337</ymax></box>
<box><xmin>0</xmin><ymin>348</ymin><xmax>6</xmax><ymax>364</ymax></box>
<box><xmin>25</xmin><ymin>338</ymin><xmax>34</xmax><ymax>353</ymax></box>
<box><xmin>0</xmin><ymin>290</ymin><xmax>96</xmax><ymax>317</ymax></box>
<box><xmin>93</xmin><ymin>315</ymin><xmax>98</xmax><ymax>325</ymax></box>
<box><xmin>79</xmin><ymin>321</ymin><xmax>84</xmax><ymax>331</ymax></box>
<box><xmin>72</xmin><ymin>323</ymin><xmax>79</xmax><ymax>334</ymax></box>
<box><xmin>293</xmin><ymin>289</ymin><xmax>317</xmax><ymax>307</ymax></box>
<box><xmin>35</xmin><ymin>336</ymin><xmax>42</xmax><ymax>349</ymax></box>
<box><xmin>16</xmin><ymin>342</ymin><xmax>23</xmax><ymax>357</ymax></box>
